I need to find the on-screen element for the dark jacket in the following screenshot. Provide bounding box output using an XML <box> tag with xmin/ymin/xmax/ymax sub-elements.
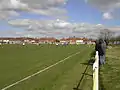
<box><xmin>95</xmin><ymin>39</ymin><xmax>106</xmax><ymax>56</ymax></box>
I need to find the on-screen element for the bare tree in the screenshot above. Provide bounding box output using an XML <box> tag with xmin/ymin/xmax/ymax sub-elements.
<box><xmin>99</xmin><ymin>29</ymin><xmax>114</xmax><ymax>40</ymax></box>
<box><xmin>99</xmin><ymin>29</ymin><xmax>115</xmax><ymax>45</ymax></box>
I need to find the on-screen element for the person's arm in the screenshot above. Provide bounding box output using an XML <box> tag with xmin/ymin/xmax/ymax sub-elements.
<box><xmin>101</xmin><ymin>43</ymin><xmax>106</xmax><ymax>55</ymax></box>
<box><xmin>95</xmin><ymin>43</ymin><xmax>98</xmax><ymax>51</ymax></box>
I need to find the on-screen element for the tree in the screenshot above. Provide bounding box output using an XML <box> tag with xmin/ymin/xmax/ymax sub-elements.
<box><xmin>99</xmin><ymin>29</ymin><xmax>114</xmax><ymax>40</ymax></box>
<box><xmin>99</xmin><ymin>29</ymin><xmax>115</xmax><ymax>45</ymax></box>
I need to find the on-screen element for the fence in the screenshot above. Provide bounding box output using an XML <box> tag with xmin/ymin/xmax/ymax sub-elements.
<box><xmin>93</xmin><ymin>51</ymin><xmax>99</xmax><ymax>90</ymax></box>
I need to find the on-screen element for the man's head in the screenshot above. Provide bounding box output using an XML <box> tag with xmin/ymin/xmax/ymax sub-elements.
<box><xmin>99</xmin><ymin>38</ymin><xmax>104</xmax><ymax>44</ymax></box>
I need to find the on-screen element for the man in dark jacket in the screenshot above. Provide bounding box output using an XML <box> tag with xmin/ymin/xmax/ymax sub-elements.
<box><xmin>95</xmin><ymin>39</ymin><xmax>106</xmax><ymax>65</ymax></box>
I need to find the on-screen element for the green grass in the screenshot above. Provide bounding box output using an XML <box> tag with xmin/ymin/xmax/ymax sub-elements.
<box><xmin>0</xmin><ymin>44</ymin><xmax>94</xmax><ymax>90</ymax></box>
<box><xmin>100</xmin><ymin>45</ymin><xmax>120</xmax><ymax>90</ymax></box>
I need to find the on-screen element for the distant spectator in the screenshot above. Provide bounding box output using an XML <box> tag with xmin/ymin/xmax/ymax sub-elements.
<box><xmin>95</xmin><ymin>39</ymin><xmax>106</xmax><ymax>65</ymax></box>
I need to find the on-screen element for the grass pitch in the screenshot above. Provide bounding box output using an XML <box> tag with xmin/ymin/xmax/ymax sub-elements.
<box><xmin>100</xmin><ymin>45</ymin><xmax>120</xmax><ymax>90</ymax></box>
<box><xmin>0</xmin><ymin>44</ymin><xmax>94</xmax><ymax>90</ymax></box>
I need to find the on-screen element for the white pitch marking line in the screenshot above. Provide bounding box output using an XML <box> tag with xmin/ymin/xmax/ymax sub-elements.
<box><xmin>1</xmin><ymin>51</ymin><xmax>81</xmax><ymax>90</ymax></box>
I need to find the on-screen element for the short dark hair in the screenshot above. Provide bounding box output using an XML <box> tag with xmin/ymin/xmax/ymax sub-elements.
<box><xmin>99</xmin><ymin>39</ymin><xmax>104</xmax><ymax>44</ymax></box>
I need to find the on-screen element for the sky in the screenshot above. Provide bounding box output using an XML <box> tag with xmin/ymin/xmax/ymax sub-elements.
<box><xmin>0</xmin><ymin>0</ymin><xmax>120</xmax><ymax>39</ymax></box>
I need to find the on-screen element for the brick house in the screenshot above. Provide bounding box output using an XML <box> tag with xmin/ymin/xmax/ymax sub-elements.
<box><xmin>38</xmin><ymin>37</ymin><xmax>56</xmax><ymax>44</ymax></box>
<box><xmin>60</xmin><ymin>37</ymin><xmax>94</xmax><ymax>45</ymax></box>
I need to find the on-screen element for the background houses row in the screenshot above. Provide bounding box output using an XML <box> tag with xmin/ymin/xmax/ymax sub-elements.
<box><xmin>0</xmin><ymin>37</ymin><xmax>95</xmax><ymax>45</ymax></box>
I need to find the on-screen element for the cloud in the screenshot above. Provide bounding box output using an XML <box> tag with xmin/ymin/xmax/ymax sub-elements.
<box><xmin>8</xmin><ymin>19</ymin><xmax>71</xmax><ymax>30</ymax></box>
<box><xmin>0</xmin><ymin>30</ymin><xmax>48</xmax><ymax>37</ymax></box>
<box><xmin>8</xmin><ymin>19</ymin><xmax>31</xmax><ymax>27</ymax></box>
<box><xmin>86</xmin><ymin>0</ymin><xmax>120</xmax><ymax>19</ymax></box>
<box><xmin>0</xmin><ymin>10</ymin><xmax>20</xmax><ymax>20</ymax></box>
<box><xmin>108</xmin><ymin>26</ymin><xmax>120</xmax><ymax>32</ymax></box>
<box><xmin>0</xmin><ymin>30</ymin><xmax>22</xmax><ymax>37</ymax></box>
<box><xmin>0</xmin><ymin>0</ymin><xmax>67</xmax><ymax>20</ymax></box>
<box><xmin>103</xmin><ymin>12</ymin><xmax>113</xmax><ymax>19</ymax></box>
<box><xmin>6</xmin><ymin>18</ymin><xmax>120</xmax><ymax>39</ymax></box>
<box><xmin>8</xmin><ymin>19</ymin><xmax>109</xmax><ymax>39</ymax></box>
<box><xmin>8</xmin><ymin>19</ymin><xmax>71</xmax><ymax>38</ymax></box>
<box><xmin>0</xmin><ymin>0</ymin><xmax>27</xmax><ymax>19</ymax></box>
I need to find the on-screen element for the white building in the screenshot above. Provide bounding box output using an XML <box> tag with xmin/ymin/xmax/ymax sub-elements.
<box><xmin>76</xmin><ymin>40</ymin><xmax>84</xmax><ymax>44</ymax></box>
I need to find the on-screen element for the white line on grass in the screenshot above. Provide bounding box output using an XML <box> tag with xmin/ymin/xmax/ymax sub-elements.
<box><xmin>1</xmin><ymin>51</ymin><xmax>81</xmax><ymax>90</ymax></box>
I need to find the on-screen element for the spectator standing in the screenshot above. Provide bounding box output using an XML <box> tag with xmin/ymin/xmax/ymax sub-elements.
<box><xmin>95</xmin><ymin>39</ymin><xmax>106</xmax><ymax>65</ymax></box>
